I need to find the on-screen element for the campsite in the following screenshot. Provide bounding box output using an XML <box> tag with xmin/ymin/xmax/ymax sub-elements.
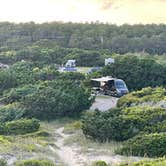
<box><xmin>0</xmin><ymin>16</ymin><xmax>165</xmax><ymax>166</ymax></box>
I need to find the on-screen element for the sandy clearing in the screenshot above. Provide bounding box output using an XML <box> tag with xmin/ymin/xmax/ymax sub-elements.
<box><xmin>52</xmin><ymin>127</ymin><xmax>142</xmax><ymax>166</ymax></box>
<box><xmin>90</xmin><ymin>96</ymin><xmax>119</xmax><ymax>111</ymax></box>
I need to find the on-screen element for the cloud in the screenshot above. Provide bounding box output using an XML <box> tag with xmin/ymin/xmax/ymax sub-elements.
<box><xmin>100</xmin><ymin>0</ymin><xmax>114</xmax><ymax>10</ymax></box>
<box><xmin>99</xmin><ymin>0</ymin><xmax>124</xmax><ymax>10</ymax></box>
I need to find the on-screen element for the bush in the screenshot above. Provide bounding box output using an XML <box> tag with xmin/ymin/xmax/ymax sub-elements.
<box><xmin>117</xmin><ymin>133</ymin><xmax>166</xmax><ymax>157</ymax></box>
<box><xmin>15</xmin><ymin>159</ymin><xmax>55</xmax><ymax>166</ymax></box>
<box><xmin>92</xmin><ymin>160</ymin><xmax>108</xmax><ymax>166</ymax></box>
<box><xmin>134</xmin><ymin>158</ymin><xmax>166</xmax><ymax>166</ymax></box>
<box><xmin>4</xmin><ymin>118</ymin><xmax>40</xmax><ymax>135</ymax></box>
<box><xmin>59</xmin><ymin>72</ymin><xmax>85</xmax><ymax>81</ymax></box>
<box><xmin>117</xmin><ymin>87</ymin><xmax>166</xmax><ymax>108</ymax></box>
<box><xmin>0</xmin><ymin>69</ymin><xmax>17</xmax><ymax>93</ymax></box>
<box><xmin>0</xmin><ymin>104</ymin><xmax>24</xmax><ymax>123</ymax></box>
<box><xmin>82</xmin><ymin>108</ymin><xmax>124</xmax><ymax>142</ymax></box>
<box><xmin>0</xmin><ymin>136</ymin><xmax>11</xmax><ymax>145</ymax></box>
<box><xmin>119</xmin><ymin>158</ymin><xmax>166</xmax><ymax>166</ymax></box>
<box><xmin>82</xmin><ymin>106</ymin><xmax>166</xmax><ymax>141</ymax></box>
<box><xmin>0</xmin><ymin>158</ymin><xmax>7</xmax><ymax>166</ymax></box>
<box><xmin>2</xmin><ymin>84</ymin><xmax>40</xmax><ymax>104</ymax></box>
<box><xmin>144</xmin><ymin>120</ymin><xmax>166</xmax><ymax>133</ymax></box>
<box><xmin>22</xmin><ymin>80</ymin><xmax>92</xmax><ymax>119</ymax></box>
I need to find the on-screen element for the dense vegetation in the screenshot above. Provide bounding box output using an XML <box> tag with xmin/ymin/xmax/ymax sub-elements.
<box><xmin>101</xmin><ymin>56</ymin><xmax>166</xmax><ymax>90</ymax></box>
<box><xmin>82</xmin><ymin>87</ymin><xmax>166</xmax><ymax>157</ymax></box>
<box><xmin>0</xmin><ymin>22</ymin><xmax>166</xmax><ymax>55</ymax></box>
<box><xmin>21</xmin><ymin>80</ymin><xmax>92</xmax><ymax>119</ymax></box>
<box><xmin>82</xmin><ymin>106</ymin><xmax>166</xmax><ymax>142</ymax></box>
<box><xmin>0</xmin><ymin>21</ymin><xmax>165</xmax><ymax>164</ymax></box>
<box><xmin>119</xmin><ymin>158</ymin><xmax>166</xmax><ymax>166</ymax></box>
<box><xmin>0</xmin><ymin>22</ymin><xmax>166</xmax><ymax>67</ymax></box>
<box><xmin>15</xmin><ymin>159</ymin><xmax>55</xmax><ymax>166</ymax></box>
<box><xmin>2</xmin><ymin>118</ymin><xmax>40</xmax><ymax>135</ymax></box>
<box><xmin>92</xmin><ymin>161</ymin><xmax>108</xmax><ymax>166</ymax></box>
<box><xmin>118</xmin><ymin>133</ymin><xmax>166</xmax><ymax>157</ymax></box>
<box><xmin>117</xmin><ymin>87</ymin><xmax>166</xmax><ymax>107</ymax></box>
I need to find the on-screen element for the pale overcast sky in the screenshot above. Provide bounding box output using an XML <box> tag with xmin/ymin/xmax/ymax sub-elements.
<box><xmin>0</xmin><ymin>0</ymin><xmax>166</xmax><ymax>24</ymax></box>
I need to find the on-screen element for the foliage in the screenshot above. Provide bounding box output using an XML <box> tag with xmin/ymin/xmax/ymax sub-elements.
<box><xmin>21</xmin><ymin>80</ymin><xmax>92</xmax><ymax>119</ymax></box>
<box><xmin>101</xmin><ymin>56</ymin><xmax>166</xmax><ymax>90</ymax></box>
<box><xmin>63</xmin><ymin>121</ymin><xmax>82</xmax><ymax>134</ymax></box>
<box><xmin>0</xmin><ymin>118</ymin><xmax>40</xmax><ymax>135</ymax></box>
<box><xmin>144</xmin><ymin>120</ymin><xmax>166</xmax><ymax>133</ymax></box>
<box><xmin>65</xmin><ymin>50</ymin><xmax>104</xmax><ymax>66</ymax></box>
<box><xmin>117</xmin><ymin>133</ymin><xmax>166</xmax><ymax>157</ymax></box>
<box><xmin>9</xmin><ymin>61</ymin><xmax>36</xmax><ymax>85</ymax></box>
<box><xmin>0</xmin><ymin>23</ymin><xmax>166</xmax><ymax>68</ymax></box>
<box><xmin>92</xmin><ymin>160</ymin><xmax>108</xmax><ymax>166</ymax></box>
<box><xmin>0</xmin><ymin>22</ymin><xmax>166</xmax><ymax>55</ymax></box>
<box><xmin>0</xmin><ymin>103</ymin><xmax>24</xmax><ymax>123</ymax></box>
<box><xmin>33</xmin><ymin>66</ymin><xmax>59</xmax><ymax>81</ymax></box>
<box><xmin>59</xmin><ymin>72</ymin><xmax>85</xmax><ymax>81</ymax></box>
<box><xmin>0</xmin><ymin>158</ymin><xmax>7</xmax><ymax>166</ymax></box>
<box><xmin>0</xmin><ymin>69</ymin><xmax>17</xmax><ymax>93</ymax></box>
<box><xmin>117</xmin><ymin>87</ymin><xmax>166</xmax><ymax>108</ymax></box>
<box><xmin>2</xmin><ymin>84</ymin><xmax>41</xmax><ymax>104</ymax></box>
<box><xmin>82</xmin><ymin>108</ymin><xmax>123</xmax><ymax>142</ymax></box>
<box><xmin>0</xmin><ymin>135</ymin><xmax>11</xmax><ymax>145</ymax></box>
<box><xmin>119</xmin><ymin>158</ymin><xmax>166</xmax><ymax>166</ymax></box>
<box><xmin>82</xmin><ymin>106</ymin><xmax>166</xmax><ymax>141</ymax></box>
<box><xmin>15</xmin><ymin>159</ymin><xmax>55</xmax><ymax>166</ymax></box>
<box><xmin>0</xmin><ymin>62</ymin><xmax>61</xmax><ymax>94</ymax></box>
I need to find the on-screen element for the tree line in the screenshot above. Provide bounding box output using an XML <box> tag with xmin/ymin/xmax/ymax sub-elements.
<box><xmin>0</xmin><ymin>22</ymin><xmax>166</xmax><ymax>55</ymax></box>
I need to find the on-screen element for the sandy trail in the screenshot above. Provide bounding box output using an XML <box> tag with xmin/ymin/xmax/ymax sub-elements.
<box><xmin>54</xmin><ymin>127</ymin><xmax>87</xmax><ymax>166</ymax></box>
<box><xmin>52</xmin><ymin>127</ymin><xmax>142</xmax><ymax>166</ymax></box>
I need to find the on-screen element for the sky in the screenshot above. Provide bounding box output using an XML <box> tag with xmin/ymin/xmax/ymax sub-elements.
<box><xmin>0</xmin><ymin>0</ymin><xmax>166</xmax><ymax>24</ymax></box>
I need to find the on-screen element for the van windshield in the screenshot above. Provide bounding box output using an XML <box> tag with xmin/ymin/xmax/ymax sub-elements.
<box><xmin>115</xmin><ymin>80</ymin><xmax>126</xmax><ymax>89</ymax></box>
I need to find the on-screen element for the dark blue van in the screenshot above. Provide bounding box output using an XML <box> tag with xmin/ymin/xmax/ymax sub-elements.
<box><xmin>114</xmin><ymin>79</ymin><xmax>129</xmax><ymax>96</ymax></box>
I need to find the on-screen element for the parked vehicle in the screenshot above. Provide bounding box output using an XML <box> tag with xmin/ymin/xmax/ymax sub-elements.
<box><xmin>61</xmin><ymin>59</ymin><xmax>77</xmax><ymax>72</ymax></box>
<box><xmin>91</xmin><ymin>76</ymin><xmax>129</xmax><ymax>97</ymax></box>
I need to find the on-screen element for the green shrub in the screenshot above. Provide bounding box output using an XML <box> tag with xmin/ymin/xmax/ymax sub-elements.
<box><xmin>82</xmin><ymin>107</ymin><xmax>166</xmax><ymax>141</ymax></box>
<box><xmin>59</xmin><ymin>72</ymin><xmax>85</xmax><ymax>81</ymax></box>
<box><xmin>0</xmin><ymin>136</ymin><xmax>11</xmax><ymax>145</ymax></box>
<box><xmin>0</xmin><ymin>104</ymin><xmax>24</xmax><ymax>123</ymax></box>
<box><xmin>22</xmin><ymin>80</ymin><xmax>92</xmax><ymax>119</ymax></box>
<box><xmin>2</xmin><ymin>84</ymin><xmax>40</xmax><ymax>104</ymax></box>
<box><xmin>122</xmin><ymin>106</ymin><xmax>166</xmax><ymax>128</ymax></box>
<box><xmin>119</xmin><ymin>158</ymin><xmax>166</xmax><ymax>166</ymax></box>
<box><xmin>23</xmin><ymin>130</ymin><xmax>50</xmax><ymax>137</ymax></box>
<box><xmin>117</xmin><ymin>87</ymin><xmax>166</xmax><ymax>108</ymax></box>
<box><xmin>144</xmin><ymin>120</ymin><xmax>166</xmax><ymax>133</ymax></box>
<box><xmin>4</xmin><ymin>118</ymin><xmax>40</xmax><ymax>135</ymax></box>
<box><xmin>117</xmin><ymin>133</ymin><xmax>166</xmax><ymax>157</ymax></box>
<box><xmin>9</xmin><ymin>61</ymin><xmax>36</xmax><ymax>85</ymax></box>
<box><xmin>92</xmin><ymin>160</ymin><xmax>108</xmax><ymax>166</ymax></box>
<box><xmin>0</xmin><ymin>158</ymin><xmax>7</xmax><ymax>166</ymax></box>
<box><xmin>15</xmin><ymin>159</ymin><xmax>55</xmax><ymax>166</ymax></box>
<box><xmin>82</xmin><ymin>108</ymin><xmax>124</xmax><ymax>142</ymax></box>
<box><xmin>64</xmin><ymin>121</ymin><xmax>82</xmax><ymax>134</ymax></box>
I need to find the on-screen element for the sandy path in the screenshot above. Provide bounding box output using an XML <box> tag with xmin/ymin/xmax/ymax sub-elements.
<box><xmin>54</xmin><ymin>127</ymin><xmax>87</xmax><ymax>166</ymax></box>
<box><xmin>52</xmin><ymin>127</ymin><xmax>142</xmax><ymax>166</ymax></box>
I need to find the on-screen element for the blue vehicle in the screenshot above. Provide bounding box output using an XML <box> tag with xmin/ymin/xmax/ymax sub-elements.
<box><xmin>63</xmin><ymin>67</ymin><xmax>77</xmax><ymax>72</ymax></box>
<box><xmin>91</xmin><ymin>76</ymin><xmax>129</xmax><ymax>97</ymax></box>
